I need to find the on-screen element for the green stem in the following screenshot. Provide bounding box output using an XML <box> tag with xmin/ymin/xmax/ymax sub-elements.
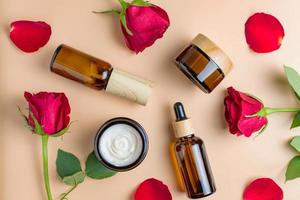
<box><xmin>257</xmin><ymin>107</ymin><xmax>300</xmax><ymax>116</ymax></box>
<box><xmin>42</xmin><ymin>135</ymin><xmax>53</xmax><ymax>200</ymax></box>
<box><xmin>60</xmin><ymin>184</ymin><xmax>78</xmax><ymax>200</ymax></box>
<box><xmin>93</xmin><ymin>9</ymin><xmax>121</xmax><ymax>15</ymax></box>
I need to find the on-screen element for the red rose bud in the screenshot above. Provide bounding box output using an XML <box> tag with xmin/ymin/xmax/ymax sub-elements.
<box><xmin>10</xmin><ymin>20</ymin><xmax>51</xmax><ymax>53</ymax></box>
<box><xmin>243</xmin><ymin>178</ymin><xmax>283</xmax><ymax>200</ymax></box>
<box><xmin>24</xmin><ymin>92</ymin><xmax>71</xmax><ymax>135</ymax></box>
<box><xmin>122</xmin><ymin>4</ymin><xmax>170</xmax><ymax>53</ymax></box>
<box><xmin>245</xmin><ymin>13</ymin><xmax>284</xmax><ymax>53</ymax></box>
<box><xmin>134</xmin><ymin>178</ymin><xmax>172</xmax><ymax>200</ymax></box>
<box><xmin>99</xmin><ymin>0</ymin><xmax>170</xmax><ymax>53</ymax></box>
<box><xmin>224</xmin><ymin>87</ymin><xmax>267</xmax><ymax>137</ymax></box>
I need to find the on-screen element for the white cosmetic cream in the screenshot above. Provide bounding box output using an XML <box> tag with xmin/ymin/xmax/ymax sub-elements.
<box><xmin>95</xmin><ymin>117</ymin><xmax>148</xmax><ymax>171</ymax></box>
<box><xmin>99</xmin><ymin>123</ymin><xmax>143</xmax><ymax>167</ymax></box>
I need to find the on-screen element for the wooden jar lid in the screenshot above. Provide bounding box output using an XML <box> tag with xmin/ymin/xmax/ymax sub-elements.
<box><xmin>192</xmin><ymin>34</ymin><xmax>233</xmax><ymax>75</ymax></box>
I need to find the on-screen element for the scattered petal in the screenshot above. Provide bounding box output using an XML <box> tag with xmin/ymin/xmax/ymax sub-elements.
<box><xmin>135</xmin><ymin>178</ymin><xmax>172</xmax><ymax>200</ymax></box>
<box><xmin>243</xmin><ymin>178</ymin><xmax>283</xmax><ymax>200</ymax></box>
<box><xmin>10</xmin><ymin>20</ymin><xmax>52</xmax><ymax>53</ymax></box>
<box><xmin>245</xmin><ymin>13</ymin><xmax>284</xmax><ymax>53</ymax></box>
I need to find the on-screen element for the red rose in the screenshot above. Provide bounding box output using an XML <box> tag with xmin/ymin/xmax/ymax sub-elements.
<box><xmin>24</xmin><ymin>92</ymin><xmax>71</xmax><ymax>135</ymax></box>
<box><xmin>224</xmin><ymin>87</ymin><xmax>267</xmax><ymax>137</ymax></box>
<box><xmin>98</xmin><ymin>0</ymin><xmax>170</xmax><ymax>53</ymax></box>
<box><xmin>122</xmin><ymin>4</ymin><xmax>170</xmax><ymax>53</ymax></box>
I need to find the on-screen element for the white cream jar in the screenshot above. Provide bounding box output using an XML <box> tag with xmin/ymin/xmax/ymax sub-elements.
<box><xmin>94</xmin><ymin>118</ymin><xmax>149</xmax><ymax>171</ymax></box>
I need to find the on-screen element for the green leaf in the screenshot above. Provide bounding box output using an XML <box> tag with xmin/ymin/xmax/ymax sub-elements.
<box><xmin>131</xmin><ymin>0</ymin><xmax>150</xmax><ymax>6</ymax></box>
<box><xmin>290</xmin><ymin>136</ymin><xmax>300</xmax><ymax>153</ymax></box>
<box><xmin>56</xmin><ymin>149</ymin><xmax>82</xmax><ymax>179</ymax></box>
<box><xmin>85</xmin><ymin>152</ymin><xmax>117</xmax><ymax>179</ymax></box>
<box><xmin>286</xmin><ymin>156</ymin><xmax>300</xmax><ymax>182</ymax></box>
<box><xmin>119</xmin><ymin>0</ymin><xmax>133</xmax><ymax>35</ymax></box>
<box><xmin>284</xmin><ymin>65</ymin><xmax>300</xmax><ymax>97</ymax></box>
<box><xmin>28</xmin><ymin>110</ymin><xmax>44</xmax><ymax>135</ymax></box>
<box><xmin>62</xmin><ymin>171</ymin><xmax>85</xmax><ymax>186</ymax></box>
<box><xmin>294</xmin><ymin>92</ymin><xmax>300</xmax><ymax>101</ymax></box>
<box><xmin>291</xmin><ymin>112</ymin><xmax>300</xmax><ymax>129</ymax></box>
<box><xmin>18</xmin><ymin>106</ymin><xmax>34</xmax><ymax>131</ymax></box>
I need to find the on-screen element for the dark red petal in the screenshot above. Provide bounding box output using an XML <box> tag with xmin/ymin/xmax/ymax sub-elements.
<box><xmin>245</xmin><ymin>13</ymin><xmax>284</xmax><ymax>53</ymax></box>
<box><xmin>135</xmin><ymin>178</ymin><xmax>172</xmax><ymax>200</ymax></box>
<box><xmin>10</xmin><ymin>20</ymin><xmax>52</xmax><ymax>53</ymax></box>
<box><xmin>227</xmin><ymin>87</ymin><xmax>243</xmax><ymax>105</ymax></box>
<box><xmin>243</xmin><ymin>178</ymin><xmax>283</xmax><ymax>200</ymax></box>
<box><xmin>224</xmin><ymin>97</ymin><xmax>240</xmax><ymax>134</ymax></box>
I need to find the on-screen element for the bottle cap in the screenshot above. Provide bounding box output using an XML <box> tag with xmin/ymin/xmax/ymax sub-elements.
<box><xmin>172</xmin><ymin>102</ymin><xmax>195</xmax><ymax>138</ymax></box>
<box><xmin>192</xmin><ymin>33</ymin><xmax>233</xmax><ymax>75</ymax></box>
<box><xmin>106</xmin><ymin>68</ymin><xmax>153</xmax><ymax>106</ymax></box>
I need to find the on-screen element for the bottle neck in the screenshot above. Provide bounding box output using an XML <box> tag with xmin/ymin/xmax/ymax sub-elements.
<box><xmin>178</xmin><ymin>134</ymin><xmax>194</xmax><ymax>140</ymax></box>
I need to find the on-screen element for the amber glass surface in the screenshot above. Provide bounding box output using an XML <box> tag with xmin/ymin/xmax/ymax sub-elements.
<box><xmin>174</xmin><ymin>135</ymin><xmax>216</xmax><ymax>199</ymax></box>
<box><xmin>175</xmin><ymin>45</ymin><xmax>224</xmax><ymax>93</ymax></box>
<box><xmin>50</xmin><ymin>44</ymin><xmax>113</xmax><ymax>90</ymax></box>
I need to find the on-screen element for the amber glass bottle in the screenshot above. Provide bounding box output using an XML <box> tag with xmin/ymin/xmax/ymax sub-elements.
<box><xmin>171</xmin><ymin>102</ymin><xmax>216</xmax><ymax>198</ymax></box>
<box><xmin>50</xmin><ymin>44</ymin><xmax>152</xmax><ymax>105</ymax></box>
<box><xmin>175</xmin><ymin>34</ymin><xmax>233</xmax><ymax>93</ymax></box>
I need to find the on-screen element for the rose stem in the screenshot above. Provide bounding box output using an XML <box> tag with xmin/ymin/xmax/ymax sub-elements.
<box><xmin>42</xmin><ymin>135</ymin><xmax>53</xmax><ymax>200</ymax></box>
<box><xmin>60</xmin><ymin>184</ymin><xmax>78</xmax><ymax>200</ymax></box>
<box><xmin>264</xmin><ymin>107</ymin><xmax>300</xmax><ymax>115</ymax></box>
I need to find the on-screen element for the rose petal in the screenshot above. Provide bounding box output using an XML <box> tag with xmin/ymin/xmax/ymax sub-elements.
<box><xmin>245</xmin><ymin>13</ymin><xmax>284</xmax><ymax>53</ymax></box>
<box><xmin>240</xmin><ymin>100</ymin><xmax>263</xmax><ymax>116</ymax></box>
<box><xmin>10</xmin><ymin>20</ymin><xmax>52</xmax><ymax>53</ymax></box>
<box><xmin>225</xmin><ymin>97</ymin><xmax>240</xmax><ymax>134</ymax></box>
<box><xmin>243</xmin><ymin>178</ymin><xmax>283</xmax><ymax>200</ymax></box>
<box><xmin>238</xmin><ymin>116</ymin><xmax>267</xmax><ymax>137</ymax></box>
<box><xmin>135</xmin><ymin>178</ymin><xmax>172</xmax><ymax>200</ymax></box>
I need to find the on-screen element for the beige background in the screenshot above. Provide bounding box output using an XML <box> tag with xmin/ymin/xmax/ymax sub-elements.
<box><xmin>1</xmin><ymin>0</ymin><xmax>300</xmax><ymax>199</ymax></box>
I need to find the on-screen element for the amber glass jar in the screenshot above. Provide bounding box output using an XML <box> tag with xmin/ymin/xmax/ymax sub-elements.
<box><xmin>50</xmin><ymin>44</ymin><xmax>153</xmax><ymax>105</ymax></box>
<box><xmin>175</xmin><ymin>34</ymin><xmax>233</xmax><ymax>93</ymax></box>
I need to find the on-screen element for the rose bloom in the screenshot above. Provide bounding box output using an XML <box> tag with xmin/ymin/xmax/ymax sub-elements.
<box><xmin>121</xmin><ymin>4</ymin><xmax>170</xmax><ymax>53</ymax></box>
<box><xmin>24</xmin><ymin>91</ymin><xmax>71</xmax><ymax>135</ymax></box>
<box><xmin>224</xmin><ymin>87</ymin><xmax>267</xmax><ymax>137</ymax></box>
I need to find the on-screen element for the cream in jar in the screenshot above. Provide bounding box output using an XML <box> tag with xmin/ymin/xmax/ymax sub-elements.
<box><xmin>94</xmin><ymin>118</ymin><xmax>148</xmax><ymax>171</ymax></box>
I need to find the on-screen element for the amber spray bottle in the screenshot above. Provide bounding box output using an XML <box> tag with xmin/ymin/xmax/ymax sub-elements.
<box><xmin>170</xmin><ymin>102</ymin><xmax>216</xmax><ymax>199</ymax></box>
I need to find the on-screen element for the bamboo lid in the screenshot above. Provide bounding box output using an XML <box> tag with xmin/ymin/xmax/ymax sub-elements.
<box><xmin>106</xmin><ymin>68</ymin><xmax>153</xmax><ymax>106</ymax></box>
<box><xmin>173</xmin><ymin>119</ymin><xmax>195</xmax><ymax>138</ymax></box>
<box><xmin>192</xmin><ymin>33</ymin><xmax>233</xmax><ymax>75</ymax></box>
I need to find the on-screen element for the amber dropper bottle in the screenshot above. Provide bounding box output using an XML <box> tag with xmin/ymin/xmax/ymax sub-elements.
<box><xmin>171</xmin><ymin>102</ymin><xmax>216</xmax><ymax>199</ymax></box>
